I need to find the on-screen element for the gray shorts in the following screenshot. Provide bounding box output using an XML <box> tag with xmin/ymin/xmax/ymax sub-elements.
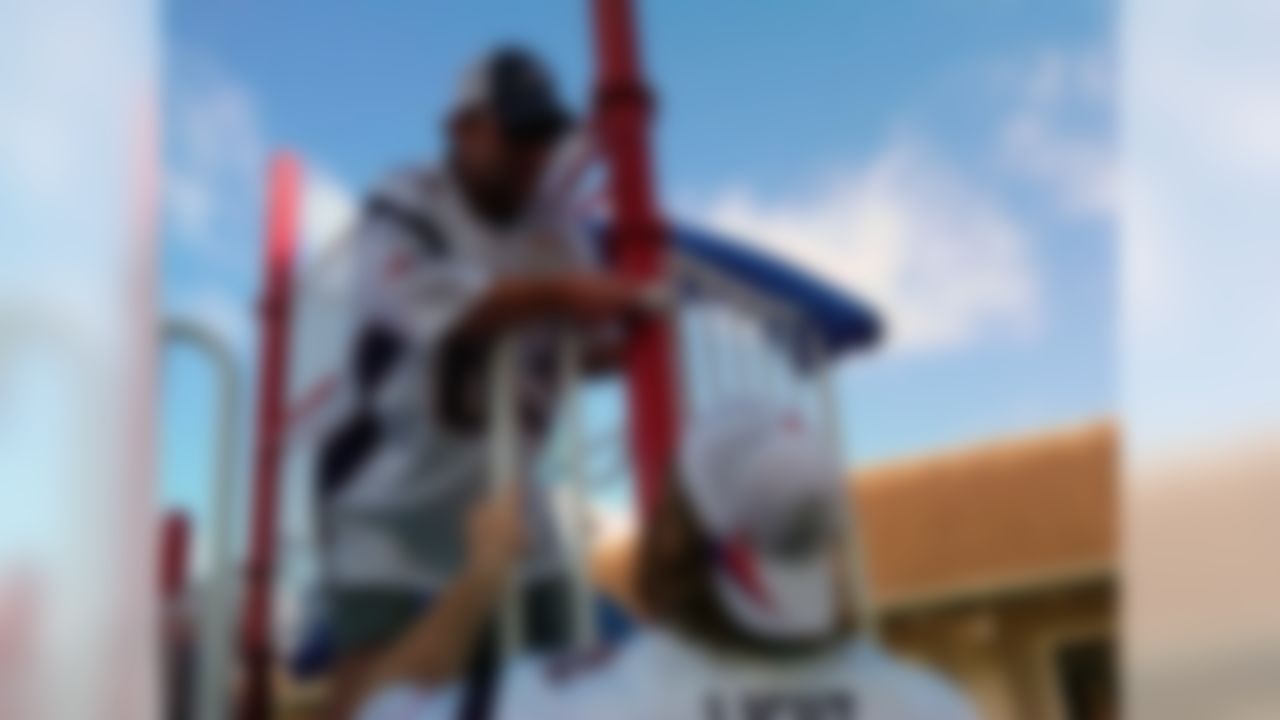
<box><xmin>329</xmin><ymin>586</ymin><xmax>425</xmax><ymax>653</ymax></box>
<box><xmin>328</xmin><ymin>576</ymin><xmax>573</xmax><ymax>654</ymax></box>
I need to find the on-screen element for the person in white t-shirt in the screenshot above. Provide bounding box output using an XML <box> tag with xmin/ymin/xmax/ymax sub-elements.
<box><xmin>314</xmin><ymin>46</ymin><xmax>658</xmax><ymax>717</ymax></box>
<box><xmin>356</xmin><ymin>397</ymin><xmax>981</xmax><ymax>720</ymax></box>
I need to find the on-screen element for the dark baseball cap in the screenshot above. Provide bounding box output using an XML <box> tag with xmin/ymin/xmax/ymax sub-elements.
<box><xmin>452</xmin><ymin>46</ymin><xmax>574</xmax><ymax>143</ymax></box>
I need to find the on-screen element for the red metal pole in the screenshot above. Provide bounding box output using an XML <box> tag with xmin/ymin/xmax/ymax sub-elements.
<box><xmin>591</xmin><ymin>0</ymin><xmax>679</xmax><ymax>520</ymax></box>
<box><xmin>159</xmin><ymin>511</ymin><xmax>193</xmax><ymax>718</ymax></box>
<box><xmin>239</xmin><ymin>152</ymin><xmax>300</xmax><ymax>720</ymax></box>
<box><xmin>159</xmin><ymin>512</ymin><xmax>192</xmax><ymax>602</ymax></box>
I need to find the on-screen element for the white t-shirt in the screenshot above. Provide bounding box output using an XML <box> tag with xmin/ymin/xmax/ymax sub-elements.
<box><xmin>320</xmin><ymin>164</ymin><xmax>596</xmax><ymax>592</ymax></box>
<box><xmin>359</xmin><ymin>630</ymin><xmax>979</xmax><ymax>720</ymax></box>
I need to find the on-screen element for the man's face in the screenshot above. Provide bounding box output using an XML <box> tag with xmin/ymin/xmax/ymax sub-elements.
<box><xmin>450</xmin><ymin>109</ymin><xmax>554</xmax><ymax>222</ymax></box>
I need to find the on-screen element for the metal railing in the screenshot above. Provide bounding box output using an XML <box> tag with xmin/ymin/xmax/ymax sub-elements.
<box><xmin>161</xmin><ymin>318</ymin><xmax>243</xmax><ymax>720</ymax></box>
<box><xmin>485</xmin><ymin>279</ymin><xmax>879</xmax><ymax>660</ymax></box>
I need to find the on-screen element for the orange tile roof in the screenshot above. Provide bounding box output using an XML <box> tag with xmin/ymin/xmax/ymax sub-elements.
<box><xmin>592</xmin><ymin>421</ymin><xmax>1118</xmax><ymax>614</ymax></box>
<box><xmin>855</xmin><ymin>421</ymin><xmax>1118</xmax><ymax>607</ymax></box>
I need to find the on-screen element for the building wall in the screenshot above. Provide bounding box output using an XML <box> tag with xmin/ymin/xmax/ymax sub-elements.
<box><xmin>880</xmin><ymin>579</ymin><xmax>1115</xmax><ymax>720</ymax></box>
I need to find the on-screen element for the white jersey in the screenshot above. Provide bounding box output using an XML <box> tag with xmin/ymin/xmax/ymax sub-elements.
<box><xmin>360</xmin><ymin>630</ymin><xmax>979</xmax><ymax>720</ymax></box>
<box><xmin>319</xmin><ymin>163</ymin><xmax>595</xmax><ymax>592</ymax></box>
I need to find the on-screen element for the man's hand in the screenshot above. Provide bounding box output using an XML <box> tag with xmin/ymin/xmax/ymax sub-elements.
<box><xmin>450</xmin><ymin>272</ymin><xmax>668</xmax><ymax>342</ymax></box>
<box><xmin>555</xmin><ymin>274</ymin><xmax>670</xmax><ymax>326</ymax></box>
<box><xmin>437</xmin><ymin>273</ymin><xmax>671</xmax><ymax>430</ymax></box>
<box><xmin>464</xmin><ymin>489</ymin><xmax>527</xmax><ymax>584</ymax></box>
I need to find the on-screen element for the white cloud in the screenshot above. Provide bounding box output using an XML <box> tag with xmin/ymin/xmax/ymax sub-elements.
<box><xmin>164</xmin><ymin>52</ymin><xmax>269</xmax><ymax>276</ymax></box>
<box><xmin>699</xmin><ymin>140</ymin><xmax>1040</xmax><ymax>353</ymax></box>
<box><xmin>299</xmin><ymin>163</ymin><xmax>358</xmax><ymax>263</ymax></box>
<box><xmin>165</xmin><ymin>52</ymin><xmax>360</xmax><ymax>280</ymax></box>
<box><xmin>998</xmin><ymin>49</ymin><xmax>1115</xmax><ymax>220</ymax></box>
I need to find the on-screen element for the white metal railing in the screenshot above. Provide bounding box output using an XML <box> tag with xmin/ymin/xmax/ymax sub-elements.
<box><xmin>161</xmin><ymin>318</ymin><xmax>243</xmax><ymax>720</ymax></box>
<box><xmin>487</xmin><ymin>334</ymin><xmax>603</xmax><ymax>658</ymax></box>
<box><xmin>557</xmin><ymin>337</ymin><xmax>599</xmax><ymax>651</ymax></box>
<box><xmin>486</xmin><ymin>337</ymin><xmax>525</xmax><ymax>657</ymax></box>
<box><xmin>810</xmin><ymin>329</ymin><xmax>879</xmax><ymax>642</ymax></box>
<box><xmin>484</xmin><ymin>280</ymin><xmax>879</xmax><ymax>661</ymax></box>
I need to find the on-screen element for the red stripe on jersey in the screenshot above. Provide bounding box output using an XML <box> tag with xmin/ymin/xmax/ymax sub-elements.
<box><xmin>717</xmin><ymin>537</ymin><xmax>773</xmax><ymax>612</ymax></box>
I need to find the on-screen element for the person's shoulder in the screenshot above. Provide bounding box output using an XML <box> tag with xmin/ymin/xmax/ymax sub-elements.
<box><xmin>359</xmin><ymin>163</ymin><xmax>453</xmax><ymax>256</ymax></box>
<box><xmin>368</xmin><ymin>163</ymin><xmax>449</xmax><ymax>208</ymax></box>
<box><xmin>858</xmin><ymin>646</ymin><xmax>978</xmax><ymax>720</ymax></box>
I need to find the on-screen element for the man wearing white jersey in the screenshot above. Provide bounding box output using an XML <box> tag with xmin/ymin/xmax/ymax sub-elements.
<box><xmin>357</xmin><ymin>397</ymin><xmax>980</xmax><ymax>720</ymax></box>
<box><xmin>315</xmin><ymin>46</ymin><xmax>654</xmax><ymax>716</ymax></box>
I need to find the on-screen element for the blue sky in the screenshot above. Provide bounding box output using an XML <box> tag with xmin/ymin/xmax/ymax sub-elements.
<box><xmin>158</xmin><ymin>1</ymin><xmax>1115</xmax><ymax>550</ymax></box>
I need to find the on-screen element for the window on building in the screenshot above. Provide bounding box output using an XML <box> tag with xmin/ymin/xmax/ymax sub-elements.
<box><xmin>1054</xmin><ymin>637</ymin><xmax>1117</xmax><ymax>720</ymax></box>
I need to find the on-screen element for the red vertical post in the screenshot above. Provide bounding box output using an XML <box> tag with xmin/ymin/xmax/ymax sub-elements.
<box><xmin>239</xmin><ymin>152</ymin><xmax>300</xmax><ymax>720</ymax></box>
<box><xmin>591</xmin><ymin>0</ymin><xmax>679</xmax><ymax>520</ymax></box>
<box><xmin>159</xmin><ymin>512</ymin><xmax>192</xmax><ymax>602</ymax></box>
<box><xmin>159</xmin><ymin>511</ymin><xmax>193</xmax><ymax>718</ymax></box>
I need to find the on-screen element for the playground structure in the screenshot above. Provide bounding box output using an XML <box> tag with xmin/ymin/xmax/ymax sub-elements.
<box><xmin>156</xmin><ymin>1</ymin><xmax>885</xmax><ymax>717</ymax></box>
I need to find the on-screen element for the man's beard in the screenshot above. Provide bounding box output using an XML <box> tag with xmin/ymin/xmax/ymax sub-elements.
<box><xmin>451</xmin><ymin>157</ymin><xmax>530</xmax><ymax>228</ymax></box>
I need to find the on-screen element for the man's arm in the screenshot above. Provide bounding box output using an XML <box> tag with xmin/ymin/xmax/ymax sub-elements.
<box><xmin>434</xmin><ymin>274</ymin><xmax>664</xmax><ymax>429</ymax></box>
<box><xmin>360</xmin><ymin>490</ymin><xmax>526</xmax><ymax>699</ymax></box>
<box><xmin>446</xmin><ymin>273</ymin><xmax>655</xmax><ymax>341</ymax></box>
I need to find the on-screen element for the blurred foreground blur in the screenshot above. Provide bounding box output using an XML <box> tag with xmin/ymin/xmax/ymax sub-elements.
<box><xmin>2</xmin><ymin>1</ymin><xmax>1279</xmax><ymax>719</ymax></box>
<box><xmin>1124</xmin><ymin>1</ymin><xmax>1280</xmax><ymax>718</ymax></box>
<box><xmin>1</xmin><ymin>1</ymin><xmax>161</xmax><ymax>718</ymax></box>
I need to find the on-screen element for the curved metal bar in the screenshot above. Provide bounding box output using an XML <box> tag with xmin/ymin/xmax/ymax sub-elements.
<box><xmin>162</xmin><ymin>318</ymin><xmax>243</xmax><ymax>720</ymax></box>
<box><xmin>487</xmin><ymin>336</ymin><xmax>524</xmax><ymax>658</ymax></box>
